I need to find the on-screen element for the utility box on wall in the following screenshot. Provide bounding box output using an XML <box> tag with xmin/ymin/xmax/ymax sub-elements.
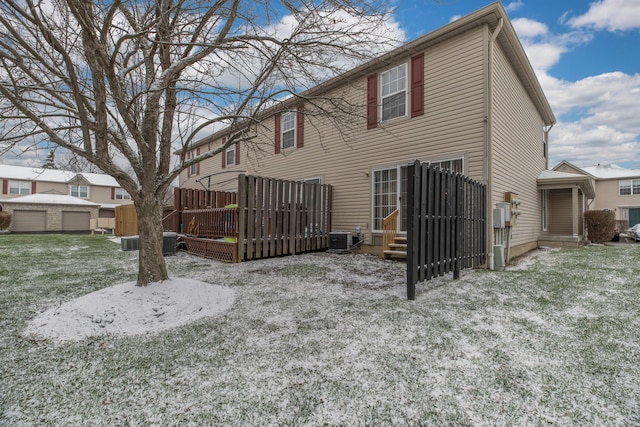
<box><xmin>504</xmin><ymin>192</ymin><xmax>520</xmax><ymax>226</ymax></box>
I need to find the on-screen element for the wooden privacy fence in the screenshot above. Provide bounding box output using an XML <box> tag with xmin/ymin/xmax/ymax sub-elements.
<box><xmin>115</xmin><ymin>204</ymin><xmax>137</xmax><ymax>236</ymax></box>
<box><xmin>406</xmin><ymin>160</ymin><xmax>486</xmax><ymax>300</ymax></box>
<box><xmin>237</xmin><ymin>175</ymin><xmax>332</xmax><ymax>261</ymax></box>
<box><xmin>164</xmin><ymin>187</ymin><xmax>238</xmax><ymax>233</ymax></box>
<box><xmin>178</xmin><ymin>175</ymin><xmax>332</xmax><ymax>262</ymax></box>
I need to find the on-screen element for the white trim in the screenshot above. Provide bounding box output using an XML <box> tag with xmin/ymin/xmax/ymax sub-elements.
<box><xmin>380</xmin><ymin>63</ymin><xmax>408</xmax><ymax>123</ymax></box>
<box><xmin>281</xmin><ymin>111</ymin><xmax>296</xmax><ymax>150</ymax></box>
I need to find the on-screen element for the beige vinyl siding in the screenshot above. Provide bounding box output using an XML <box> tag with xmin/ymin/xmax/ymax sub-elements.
<box><xmin>491</xmin><ymin>41</ymin><xmax>546</xmax><ymax>247</ymax></box>
<box><xmin>592</xmin><ymin>179</ymin><xmax>640</xmax><ymax>220</ymax></box>
<box><xmin>548</xmin><ymin>189</ymin><xmax>573</xmax><ymax>234</ymax></box>
<box><xmin>181</xmin><ymin>27</ymin><xmax>488</xmax><ymax>244</ymax></box>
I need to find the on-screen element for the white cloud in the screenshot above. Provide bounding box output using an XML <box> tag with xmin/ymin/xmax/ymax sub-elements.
<box><xmin>541</xmin><ymin>71</ymin><xmax>640</xmax><ymax>168</ymax></box>
<box><xmin>568</xmin><ymin>0</ymin><xmax>640</xmax><ymax>31</ymax></box>
<box><xmin>512</xmin><ymin>18</ymin><xmax>593</xmax><ymax>73</ymax></box>
<box><xmin>512</xmin><ymin>17</ymin><xmax>548</xmax><ymax>38</ymax></box>
<box><xmin>505</xmin><ymin>1</ymin><xmax>525</xmax><ymax>13</ymax></box>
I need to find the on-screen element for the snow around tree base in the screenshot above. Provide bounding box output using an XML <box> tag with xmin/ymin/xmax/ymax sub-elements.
<box><xmin>24</xmin><ymin>278</ymin><xmax>235</xmax><ymax>343</ymax></box>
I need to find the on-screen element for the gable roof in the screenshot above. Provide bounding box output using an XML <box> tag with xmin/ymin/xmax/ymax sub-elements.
<box><xmin>580</xmin><ymin>164</ymin><xmax>640</xmax><ymax>180</ymax></box>
<box><xmin>552</xmin><ymin>161</ymin><xmax>640</xmax><ymax>180</ymax></box>
<box><xmin>188</xmin><ymin>1</ymin><xmax>554</xmax><ymax>151</ymax></box>
<box><xmin>0</xmin><ymin>165</ymin><xmax>120</xmax><ymax>187</ymax></box>
<box><xmin>0</xmin><ymin>164</ymin><xmax>75</xmax><ymax>183</ymax></box>
<box><xmin>0</xmin><ymin>193</ymin><xmax>99</xmax><ymax>206</ymax></box>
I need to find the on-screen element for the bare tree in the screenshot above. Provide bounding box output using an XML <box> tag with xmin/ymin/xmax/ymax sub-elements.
<box><xmin>0</xmin><ymin>0</ymin><xmax>398</xmax><ymax>285</ymax></box>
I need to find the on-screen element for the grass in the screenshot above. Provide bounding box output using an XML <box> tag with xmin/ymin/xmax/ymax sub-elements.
<box><xmin>1</xmin><ymin>234</ymin><xmax>640</xmax><ymax>425</ymax></box>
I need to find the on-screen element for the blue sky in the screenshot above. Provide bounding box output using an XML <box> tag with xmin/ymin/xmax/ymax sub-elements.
<box><xmin>2</xmin><ymin>0</ymin><xmax>638</xmax><ymax>172</ymax></box>
<box><xmin>392</xmin><ymin>0</ymin><xmax>640</xmax><ymax>169</ymax></box>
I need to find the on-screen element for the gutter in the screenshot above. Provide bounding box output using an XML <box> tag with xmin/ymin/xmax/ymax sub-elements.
<box><xmin>485</xmin><ymin>17</ymin><xmax>504</xmax><ymax>270</ymax></box>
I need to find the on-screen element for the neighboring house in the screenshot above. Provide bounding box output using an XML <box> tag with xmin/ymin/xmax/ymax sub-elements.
<box><xmin>0</xmin><ymin>164</ymin><xmax>133</xmax><ymax>232</ymax></box>
<box><xmin>553</xmin><ymin>160</ymin><xmax>640</xmax><ymax>230</ymax></box>
<box><xmin>179</xmin><ymin>3</ymin><xmax>557</xmax><ymax>262</ymax></box>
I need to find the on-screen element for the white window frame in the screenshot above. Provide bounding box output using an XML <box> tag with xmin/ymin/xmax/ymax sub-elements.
<box><xmin>619</xmin><ymin>179</ymin><xmax>640</xmax><ymax>196</ymax></box>
<box><xmin>9</xmin><ymin>180</ymin><xmax>31</xmax><ymax>195</ymax></box>
<box><xmin>281</xmin><ymin>111</ymin><xmax>296</xmax><ymax>150</ymax></box>
<box><xmin>380</xmin><ymin>63</ymin><xmax>407</xmax><ymax>122</ymax></box>
<box><xmin>429</xmin><ymin>158</ymin><xmax>464</xmax><ymax>173</ymax></box>
<box><xmin>115</xmin><ymin>188</ymin><xmax>130</xmax><ymax>200</ymax></box>
<box><xmin>189</xmin><ymin>150</ymin><xmax>198</xmax><ymax>176</ymax></box>
<box><xmin>70</xmin><ymin>184</ymin><xmax>89</xmax><ymax>198</ymax></box>
<box><xmin>226</xmin><ymin>145</ymin><xmax>236</xmax><ymax>166</ymax></box>
<box><xmin>302</xmin><ymin>176</ymin><xmax>322</xmax><ymax>184</ymax></box>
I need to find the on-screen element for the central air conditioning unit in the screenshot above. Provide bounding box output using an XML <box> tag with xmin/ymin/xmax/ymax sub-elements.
<box><xmin>328</xmin><ymin>231</ymin><xmax>353</xmax><ymax>254</ymax></box>
<box><xmin>121</xmin><ymin>236</ymin><xmax>139</xmax><ymax>251</ymax></box>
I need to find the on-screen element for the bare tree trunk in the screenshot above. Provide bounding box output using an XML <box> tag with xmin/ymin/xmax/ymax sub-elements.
<box><xmin>135</xmin><ymin>194</ymin><xmax>168</xmax><ymax>286</ymax></box>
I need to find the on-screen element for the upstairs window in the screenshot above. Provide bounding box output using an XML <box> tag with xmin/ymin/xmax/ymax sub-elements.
<box><xmin>620</xmin><ymin>179</ymin><xmax>640</xmax><ymax>196</ymax></box>
<box><xmin>9</xmin><ymin>180</ymin><xmax>32</xmax><ymax>195</ymax></box>
<box><xmin>115</xmin><ymin>188</ymin><xmax>130</xmax><ymax>200</ymax></box>
<box><xmin>274</xmin><ymin>106</ymin><xmax>304</xmax><ymax>154</ymax></box>
<box><xmin>281</xmin><ymin>111</ymin><xmax>296</xmax><ymax>150</ymax></box>
<box><xmin>226</xmin><ymin>144</ymin><xmax>236</xmax><ymax>166</ymax></box>
<box><xmin>367</xmin><ymin>54</ymin><xmax>423</xmax><ymax>129</ymax></box>
<box><xmin>70</xmin><ymin>185</ymin><xmax>88</xmax><ymax>198</ymax></box>
<box><xmin>381</xmin><ymin>63</ymin><xmax>407</xmax><ymax>122</ymax></box>
<box><xmin>189</xmin><ymin>150</ymin><xmax>198</xmax><ymax>176</ymax></box>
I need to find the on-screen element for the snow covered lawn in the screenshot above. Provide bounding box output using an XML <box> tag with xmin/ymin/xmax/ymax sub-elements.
<box><xmin>1</xmin><ymin>234</ymin><xmax>639</xmax><ymax>425</ymax></box>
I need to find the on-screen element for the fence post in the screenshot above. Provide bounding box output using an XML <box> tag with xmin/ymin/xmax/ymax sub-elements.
<box><xmin>407</xmin><ymin>160</ymin><xmax>421</xmax><ymax>300</ymax></box>
<box><xmin>237</xmin><ymin>175</ymin><xmax>247</xmax><ymax>261</ymax></box>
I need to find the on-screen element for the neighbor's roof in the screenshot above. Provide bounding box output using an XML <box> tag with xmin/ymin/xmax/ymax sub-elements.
<box><xmin>77</xmin><ymin>172</ymin><xmax>120</xmax><ymax>187</ymax></box>
<box><xmin>0</xmin><ymin>164</ymin><xmax>75</xmax><ymax>183</ymax></box>
<box><xmin>0</xmin><ymin>165</ymin><xmax>120</xmax><ymax>187</ymax></box>
<box><xmin>0</xmin><ymin>193</ymin><xmax>100</xmax><ymax>206</ymax></box>
<box><xmin>580</xmin><ymin>164</ymin><xmax>640</xmax><ymax>180</ymax></box>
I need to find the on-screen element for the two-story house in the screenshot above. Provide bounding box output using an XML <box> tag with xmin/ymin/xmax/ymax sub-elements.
<box><xmin>553</xmin><ymin>161</ymin><xmax>640</xmax><ymax>230</ymax></box>
<box><xmin>179</xmin><ymin>2</ymin><xmax>558</xmax><ymax>262</ymax></box>
<box><xmin>0</xmin><ymin>164</ymin><xmax>133</xmax><ymax>232</ymax></box>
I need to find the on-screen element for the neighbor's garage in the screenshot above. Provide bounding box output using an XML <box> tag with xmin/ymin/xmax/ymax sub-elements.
<box><xmin>62</xmin><ymin>211</ymin><xmax>91</xmax><ymax>231</ymax></box>
<box><xmin>12</xmin><ymin>210</ymin><xmax>47</xmax><ymax>232</ymax></box>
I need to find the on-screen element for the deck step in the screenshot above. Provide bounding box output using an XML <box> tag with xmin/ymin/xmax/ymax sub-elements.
<box><xmin>389</xmin><ymin>243</ymin><xmax>407</xmax><ymax>250</ymax></box>
<box><xmin>383</xmin><ymin>249</ymin><xmax>407</xmax><ymax>259</ymax></box>
<box><xmin>394</xmin><ymin>236</ymin><xmax>407</xmax><ymax>243</ymax></box>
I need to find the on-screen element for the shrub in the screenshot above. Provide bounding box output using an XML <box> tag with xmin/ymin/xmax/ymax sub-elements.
<box><xmin>0</xmin><ymin>211</ymin><xmax>11</xmax><ymax>230</ymax></box>
<box><xmin>584</xmin><ymin>210</ymin><xmax>616</xmax><ymax>243</ymax></box>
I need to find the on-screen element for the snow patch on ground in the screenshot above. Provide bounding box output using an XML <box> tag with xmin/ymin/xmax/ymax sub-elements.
<box><xmin>24</xmin><ymin>278</ymin><xmax>235</xmax><ymax>342</ymax></box>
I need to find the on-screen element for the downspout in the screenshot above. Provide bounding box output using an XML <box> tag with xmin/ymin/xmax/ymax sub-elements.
<box><xmin>543</xmin><ymin>123</ymin><xmax>554</xmax><ymax>170</ymax></box>
<box><xmin>485</xmin><ymin>17</ymin><xmax>503</xmax><ymax>270</ymax></box>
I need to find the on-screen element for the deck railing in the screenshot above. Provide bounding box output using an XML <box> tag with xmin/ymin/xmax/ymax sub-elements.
<box><xmin>382</xmin><ymin>209</ymin><xmax>399</xmax><ymax>253</ymax></box>
<box><xmin>182</xmin><ymin>207</ymin><xmax>239</xmax><ymax>238</ymax></box>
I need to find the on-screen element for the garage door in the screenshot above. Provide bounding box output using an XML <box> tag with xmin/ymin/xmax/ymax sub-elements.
<box><xmin>13</xmin><ymin>210</ymin><xmax>47</xmax><ymax>232</ymax></box>
<box><xmin>62</xmin><ymin>211</ymin><xmax>90</xmax><ymax>231</ymax></box>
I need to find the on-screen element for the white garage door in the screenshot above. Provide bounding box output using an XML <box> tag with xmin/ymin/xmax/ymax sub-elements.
<box><xmin>62</xmin><ymin>211</ymin><xmax>90</xmax><ymax>231</ymax></box>
<box><xmin>13</xmin><ymin>210</ymin><xmax>47</xmax><ymax>232</ymax></box>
